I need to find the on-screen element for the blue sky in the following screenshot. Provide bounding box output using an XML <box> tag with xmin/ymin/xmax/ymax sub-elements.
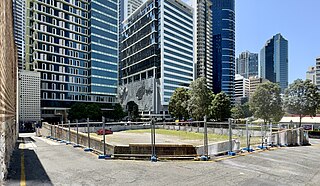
<box><xmin>236</xmin><ymin>0</ymin><xmax>320</xmax><ymax>83</ymax></box>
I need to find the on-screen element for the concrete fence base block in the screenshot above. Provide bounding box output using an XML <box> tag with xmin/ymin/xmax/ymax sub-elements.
<box><xmin>200</xmin><ymin>155</ymin><xmax>209</xmax><ymax>161</ymax></box>
<box><xmin>228</xmin><ymin>151</ymin><xmax>236</xmax><ymax>156</ymax></box>
<box><xmin>65</xmin><ymin>141</ymin><xmax>72</xmax><ymax>145</ymax></box>
<box><xmin>98</xmin><ymin>155</ymin><xmax>107</xmax><ymax>159</ymax></box>
<box><xmin>73</xmin><ymin>144</ymin><xmax>81</xmax><ymax>148</ymax></box>
<box><xmin>242</xmin><ymin>147</ymin><xmax>254</xmax><ymax>152</ymax></box>
<box><xmin>257</xmin><ymin>145</ymin><xmax>268</xmax><ymax>150</ymax></box>
<box><xmin>150</xmin><ymin>156</ymin><xmax>157</xmax><ymax>162</ymax></box>
<box><xmin>60</xmin><ymin>140</ymin><xmax>66</xmax><ymax>143</ymax></box>
<box><xmin>84</xmin><ymin>148</ymin><xmax>93</xmax><ymax>152</ymax></box>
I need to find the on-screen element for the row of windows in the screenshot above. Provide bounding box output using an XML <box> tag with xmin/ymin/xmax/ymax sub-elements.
<box><xmin>164</xmin><ymin>30</ymin><xmax>193</xmax><ymax>46</ymax></box>
<box><xmin>164</xmin><ymin>67</ymin><xmax>193</xmax><ymax>77</ymax></box>
<box><xmin>164</xmin><ymin>42</ymin><xmax>193</xmax><ymax>57</ymax></box>
<box><xmin>164</xmin><ymin>61</ymin><xmax>193</xmax><ymax>72</ymax></box>
<box><xmin>164</xmin><ymin>73</ymin><xmax>193</xmax><ymax>82</ymax></box>
<box><xmin>164</xmin><ymin>49</ymin><xmax>193</xmax><ymax>63</ymax></box>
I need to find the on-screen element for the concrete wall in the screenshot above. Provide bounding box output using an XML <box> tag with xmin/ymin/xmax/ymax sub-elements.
<box><xmin>0</xmin><ymin>0</ymin><xmax>18</xmax><ymax>183</ymax></box>
<box><xmin>196</xmin><ymin>140</ymin><xmax>240</xmax><ymax>156</ymax></box>
<box><xmin>158</xmin><ymin>125</ymin><xmax>269</xmax><ymax>137</ymax></box>
<box><xmin>268</xmin><ymin>128</ymin><xmax>309</xmax><ymax>146</ymax></box>
<box><xmin>42</xmin><ymin>123</ymin><xmax>115</xmax><ymax>154</ymax></box>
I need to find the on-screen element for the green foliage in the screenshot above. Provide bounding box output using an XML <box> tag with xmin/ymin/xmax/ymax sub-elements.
<box><xmin>68</xmin><ymin>103</ymin><xmax>102</xmax><ymax>121</ymax></box>
<box><xmin>187</xmin><ymin>77</ymin><xmax>212</xmax><ymax>120</ymax></box>
<box><xmin>242</xmin><ymin>102</ymin><xmax>253</xmax><ymax>118</ymax></box>
<box><xmin>210</xmin><ymin>92</ymin><xmax>231</xmax><ymax>121</ymax></box>
<box><xmin>250</xmin><ymin>82</ymin><xmax>284</xmax><ymax>123</ymax></box>
<box><xmin>231</xmin><ymin>104</ymin><xmax>245</xmax><ymax>119</ymax></box>
<box><xmin>168</xmin><ymin>87</ymin><xmax>189</xmax><ymax>120</ymax></box>
<box><xmin>284</xmin><ymin>79</ymin><xmax>320</xmax><ymax>126</ymax></box>
<box><xmin>103</xmin><ymin>103</ymin><xmax>126</xmax><ymax>121</ymax></box>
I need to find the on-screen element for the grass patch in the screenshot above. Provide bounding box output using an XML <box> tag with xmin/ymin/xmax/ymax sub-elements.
<box><xmin>124</xmin><ymin>129</ymin><xmax>261</xmax><ymax>147</ymax></box>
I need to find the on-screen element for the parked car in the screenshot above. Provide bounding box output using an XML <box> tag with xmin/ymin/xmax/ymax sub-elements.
<box><xmin>96</xmin><ymin>129</ymin><xmax>113</xmax><ymax>135</ymax></box>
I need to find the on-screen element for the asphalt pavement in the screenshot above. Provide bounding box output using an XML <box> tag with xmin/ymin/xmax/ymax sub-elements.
<box><xmin>5</xmin><ymin>133</ymin><xmax>320</xmax><ymax>186</ymax></box>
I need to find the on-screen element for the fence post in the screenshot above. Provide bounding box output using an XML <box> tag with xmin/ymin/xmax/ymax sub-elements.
<box><xmin>84</xmin><ymin>118</ymin><xmax>92</xmax><ymax>152</ymax></box>
<box><xmin>151</xmin><ymin>118</ymin><xmax>157</xmax><ymax>162</ymax></box>
<box><xmin>201</xmin><ymin>115</ymin><xmax>209</xmax><ymax>161</ymax></box>
<box><xmin>73</xmin><ymin>119</ymin><xmax>80</xmax><ymax>148</ymax></box>
<box><xmin>66</xmin><ymin>120</ymin><xmax>71</xmax><ymax>145</ymax></box>
<box><xmin>99</xmin><ymin>116</ymin><xmax>107</xmax><ymax>159</ymax></box>
<box><xmin>228</xmin><ymin>119</ymin><xmax>235</xmax><ymax>155</ymax></box>
<box><xmin>246</xmin><ymin>120</ymin><xmax>249</xmax><ymax>151</ymax></box>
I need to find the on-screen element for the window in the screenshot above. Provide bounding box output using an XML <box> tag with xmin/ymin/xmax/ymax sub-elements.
<box><xmin>43</xmin><ymin>73</ymin><xmax>47</xmax><ymax>79</ymax></box>
<box><xmin>43</xmin><ymin>92</ymin><xmax>48</xmax><ymax>99</ymax></box>
<box><xmin>60</xmin><ymin>84</ymin><xmax>64</xmax><ymax>90</ymax></box>
<box><xmin>42</xmin><ymin>63</ymin><xmax>46</xmax><ymax>70</ymax></box>
<box><xmin>52</xmin><ymin>55</ymin><xmax>56</xmax><ymax>62</ymax></box>
<box><xmin>52</xmin><ymin>28</ymin><xmax>56</xmax><ymax>34</ymax></box>
<box><xmin>60</xmin><ymin>57</ymin><xmax>64</xmax><ymax>63</ymax></box>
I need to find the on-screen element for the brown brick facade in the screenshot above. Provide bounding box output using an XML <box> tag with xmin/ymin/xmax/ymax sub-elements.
<box><xmin>0</xmin><ymin>0</ymin><xmax>18</xmax><ymax>182</ymax></box>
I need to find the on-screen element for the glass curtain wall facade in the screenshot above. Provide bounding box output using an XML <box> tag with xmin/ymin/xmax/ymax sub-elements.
<box><xmin>260</xmin><ymin>33</ymin><xmax>288</xmax><ymax>93</ymax></box>
<box><xmin>119</xmin><ymin>0</ymin><xmax>194</xmax><ymax>116</ymax></box>
<box><xmin>25</xmin><ymin>0</ymin><xmax>118</xmax><ymax>121</ymax></box>
<box><xmin>236</xmin><ymin>51</ymin><xmax>258</xmax><ymax>79</ymax></box>
<box><xmin>211</xmin><ymin>0</ymin><xmax>235</xmax><ymax>98</ymax></box>
<box><xmin>13</xmin><ymin>0</ymin><xmax>26</xmax><ymax>70</ymax></box>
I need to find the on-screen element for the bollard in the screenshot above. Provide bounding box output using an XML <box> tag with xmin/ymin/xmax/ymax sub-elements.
<box><xmin>84</xmin><ymin>118</ymin><xmax>92</xmax><ymax>152</ymax></box>
<box><xmin>98</xmin><ymin>117</ymin><xmax>107</xmax><ymax>159</ymax></box>
<box><xmin>73</xmin><ymin>119</ymin><xmax>81</xmax><ymax>148</ymax></box>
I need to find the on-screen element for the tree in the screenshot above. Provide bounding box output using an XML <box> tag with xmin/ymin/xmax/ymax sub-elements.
<box><xmin>68</xmin><ymin>103</ymin><xmax>102</xmax><ymax>121</ymax></box>
<box><xmin>68</xmin><ymin>103</ymin><xmax>86</xmax><ymax>121</ymax></box>
<box><xmin>250</xmin><ymin>82</ymin><xmax>284</xmax><ymax>125</ymax></box>
<box><xmin>284</xmin><ymin>79</ymin><xmax>320</xmax><ymax>127</ymax></box>
<box><xmin>210</xmin><ymin>92</ymin><xmax>231</xmax><ymax>121</ymax></box>
<box><xmin>86</xmin><ymin>103</ymin><xmax>102</xmax><ymax>121</ymax></box>
<box><xmin>187</xmin><ymin>77</ymin><xmax>212</xmax><ymax>120</ymax></box>
<box><xmin>168</xmin><ymin>87</ymin><xmax>189</xmax><ymax>120</ymax></box>
<box><xmin>242</xmin><ymin>102</ymin><xmax>253</xmax><ymax>118</ymax></box>
<box><xmin>112</xmin><ymin>103</ymin><xmax>126</xmax><ymax>121</ymax></box>
<box><xmin>231</xmin><ymin>104</ymin><xmax>244</xmax><ymax>119</ymax></box>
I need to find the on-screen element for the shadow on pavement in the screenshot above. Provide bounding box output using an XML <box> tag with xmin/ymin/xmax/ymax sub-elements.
<box><xmin>6</xmin><ymin>137</ymin><xmax>52</xmax><ymax>186</ymax></box>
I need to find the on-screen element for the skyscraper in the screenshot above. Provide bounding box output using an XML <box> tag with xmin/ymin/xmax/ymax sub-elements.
<box><xmin>234</xmin><ymin>74</ymin><xmax>249</xmax><ymax>104</ymax></box>
<box><xmin>120</xmin><ymin>0</ymin><xmax>143</xmax><ymax>22</ymax></box>
<box><xmin>306</xmin><ymin>66</ymin><xmax>316</xmax><ymax>85</ymax></box>
<box><xmin>25</xmin><ymin>0</ymin><xmax>119</xmax><ymax>122</ymax></box>
<box><xmin>316</xmin><ymin>57</ymin><xmax>320</xmax><ymax>89</ymax></box>
<box><xmin>119</xmin><ymin>0</ymin><xmax>195</xmax><ymax>118</ymax></box>
<box><xmin>12</xmin><ymin>0</ymin><xmax>26</xmax><ymax>70</ymax></box>
<box><xmin>236</xmin><ymin>51</ymin><xmax>258</xmax><ymax>79</ymax></box>
<box><xmin>194</xmin><ymin>0</ymin><xmax>213</xmax><ymax>90</ymax></box>
<box><xmin>211</xmin><ymin>0</ymin><xmax>235</xmax><ymax>97</ymax></box>
<box><xmin>260</xmin><ymin>33</ymin><xmax>288</xmax><ymax>93</ymax></box>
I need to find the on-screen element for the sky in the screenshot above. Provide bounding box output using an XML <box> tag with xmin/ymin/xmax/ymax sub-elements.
<box><xmin>236</xmin><ymin>0</ymin><xmax>320</xmax><ymax>84</ymax></box>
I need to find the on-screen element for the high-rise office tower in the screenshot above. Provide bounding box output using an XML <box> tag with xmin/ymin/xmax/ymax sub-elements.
<box><xmin>306</xmin><ymin>66</ymin><xmax>316</xmax><ymax>85</ymax></box>
<box><xmin>119</xmin><ymin>0</ymin><xmax>195</xmax><ymax>118</ymax></box>
<box><xmin>316</xmin><ymin>57</ymin><xmax>320</xmax><ymax>89</ymax></box>
<box><xmin>13</xmin><ymin>0</ymin><xmax>26</xmax><ymax>70</ymax></box>
<box><xmin>260</xmin><ymin>33</ymin><xmax>288</xmax><ymax>93</ymax></box>
<box><xmin>193</xmin><ymin>0</ymin><xmax>213</xmax><ymax>90</ymax></box>
<box><xmin>120</xmin><ymin>0</ymin><xmax>143</xmax><ymax>22</ymax></box>
<box><xmin>211</xmin><ymin>0</ymin><xmax>235</xmax><ymax>97</ymax></box>
<box><xmin>236</xmin><ymin>51</ymin><xmax>258</xmax><ymax>79</ymax></box>
<box><xmin>25</xmin><ymin>0</ymin><xmax>119</xmax><ymax>122</ymax></box>
<box><xmin>19</xmin><ymin>71</ymin><xmax>41</xmax><ymax>124</ymax></box>
<box><xmin>234</xmin><ymin>74</ymin><xmax>249</xmax><ymax>104</ymax></box>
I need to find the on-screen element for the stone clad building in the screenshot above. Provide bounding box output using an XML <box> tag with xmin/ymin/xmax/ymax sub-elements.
<box><xmin>0</xmin><ymin>0</ymin><xmax>18</xmax><ymax>182</ymax></box>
